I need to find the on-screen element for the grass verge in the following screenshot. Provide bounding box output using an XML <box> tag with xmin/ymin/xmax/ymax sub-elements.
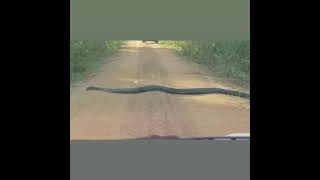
<box><xmin>160</xmin><ymin>40</ymin><xmax>250</xmax><ymax>89</ymax></box>
<box><xmin>70</xmin><ymin>40</ymin><xmax>125</xmax><ymax>86</ymax></box>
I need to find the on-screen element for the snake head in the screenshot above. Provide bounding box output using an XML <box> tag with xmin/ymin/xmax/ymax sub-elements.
<box><xmin>86</xmin><ymin>86</ymin><xmax>99</xmax><ymax>91</ymax></box>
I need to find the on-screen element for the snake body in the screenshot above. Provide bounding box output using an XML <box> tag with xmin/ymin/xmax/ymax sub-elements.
<box><xmin>86</xmin><ymin>85</ymin><xmax>250</xmax><ymax>99</ymax></box>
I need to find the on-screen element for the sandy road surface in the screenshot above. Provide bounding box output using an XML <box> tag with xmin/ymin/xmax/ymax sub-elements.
<box><xmin>70</xmin><ymin>41</ymin><xmax>250</xmax><ymax>140</ymax></box>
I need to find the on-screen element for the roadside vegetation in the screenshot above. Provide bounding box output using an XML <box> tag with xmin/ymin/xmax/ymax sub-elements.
<box><xmin>70</xmin><ymin>40</ymin><xmax>124</xmax><ymax>85</ymax></box>
<box><xmin>160</xmin><ymin>40</ymin><xmax>250</xmax><ymax>88</ymax></box>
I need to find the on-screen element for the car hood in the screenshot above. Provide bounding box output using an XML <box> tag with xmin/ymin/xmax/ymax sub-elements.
<box><xmin>135</xmin><ymin>133</ymin><xmax>250</xmax><ymax>140</ymax></box>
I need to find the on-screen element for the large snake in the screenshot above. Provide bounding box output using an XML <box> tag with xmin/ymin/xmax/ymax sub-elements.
<box><xmin>86</xmin><ymin>85</ymin><xmax>250</xmax><ymax>99</ymax></box>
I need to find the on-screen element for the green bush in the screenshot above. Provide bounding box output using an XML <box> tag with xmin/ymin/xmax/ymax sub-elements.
<box><xmin>70</xmin><ymin>40</ymin><xmax>124</xmax><ymax>84</ymax></box>
<box><xmin>161</xmin><ymin>40</ymin><xmax>250</xmax><ymax>88</ymax></box>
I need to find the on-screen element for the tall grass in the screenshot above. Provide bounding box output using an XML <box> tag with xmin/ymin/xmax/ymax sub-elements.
<box><xmin>70</xmin><ymin>40</ymin><xmax>124</xmax><ymax>84</ymax></box>
<box><xmin>160</xmin><ymin>40</ymin><xmax>250</xmax><ymax>88</ymax></box>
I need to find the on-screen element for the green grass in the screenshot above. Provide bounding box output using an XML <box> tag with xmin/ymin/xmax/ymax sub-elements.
<box><xmin>70</xmin><ymin>40</ymin><xmax>124</xmax><ymax>85</ymax></box>
<box><xmin>160</xmin><ymin>40</ymin><xmax>250</xmax><ymax>88</ymax></box>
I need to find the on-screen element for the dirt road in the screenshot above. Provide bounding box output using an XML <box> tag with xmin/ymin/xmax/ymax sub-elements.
<box><xmin>70</xmin><ymin>41</ymin><xmax>250</xmax><ymax>140</ymax></box>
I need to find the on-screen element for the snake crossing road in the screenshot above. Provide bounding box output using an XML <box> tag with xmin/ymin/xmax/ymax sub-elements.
<box><xmin>86</xmin><ymin>85</ymin><xmax>250</xmax><ymax>99</ymax></box>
